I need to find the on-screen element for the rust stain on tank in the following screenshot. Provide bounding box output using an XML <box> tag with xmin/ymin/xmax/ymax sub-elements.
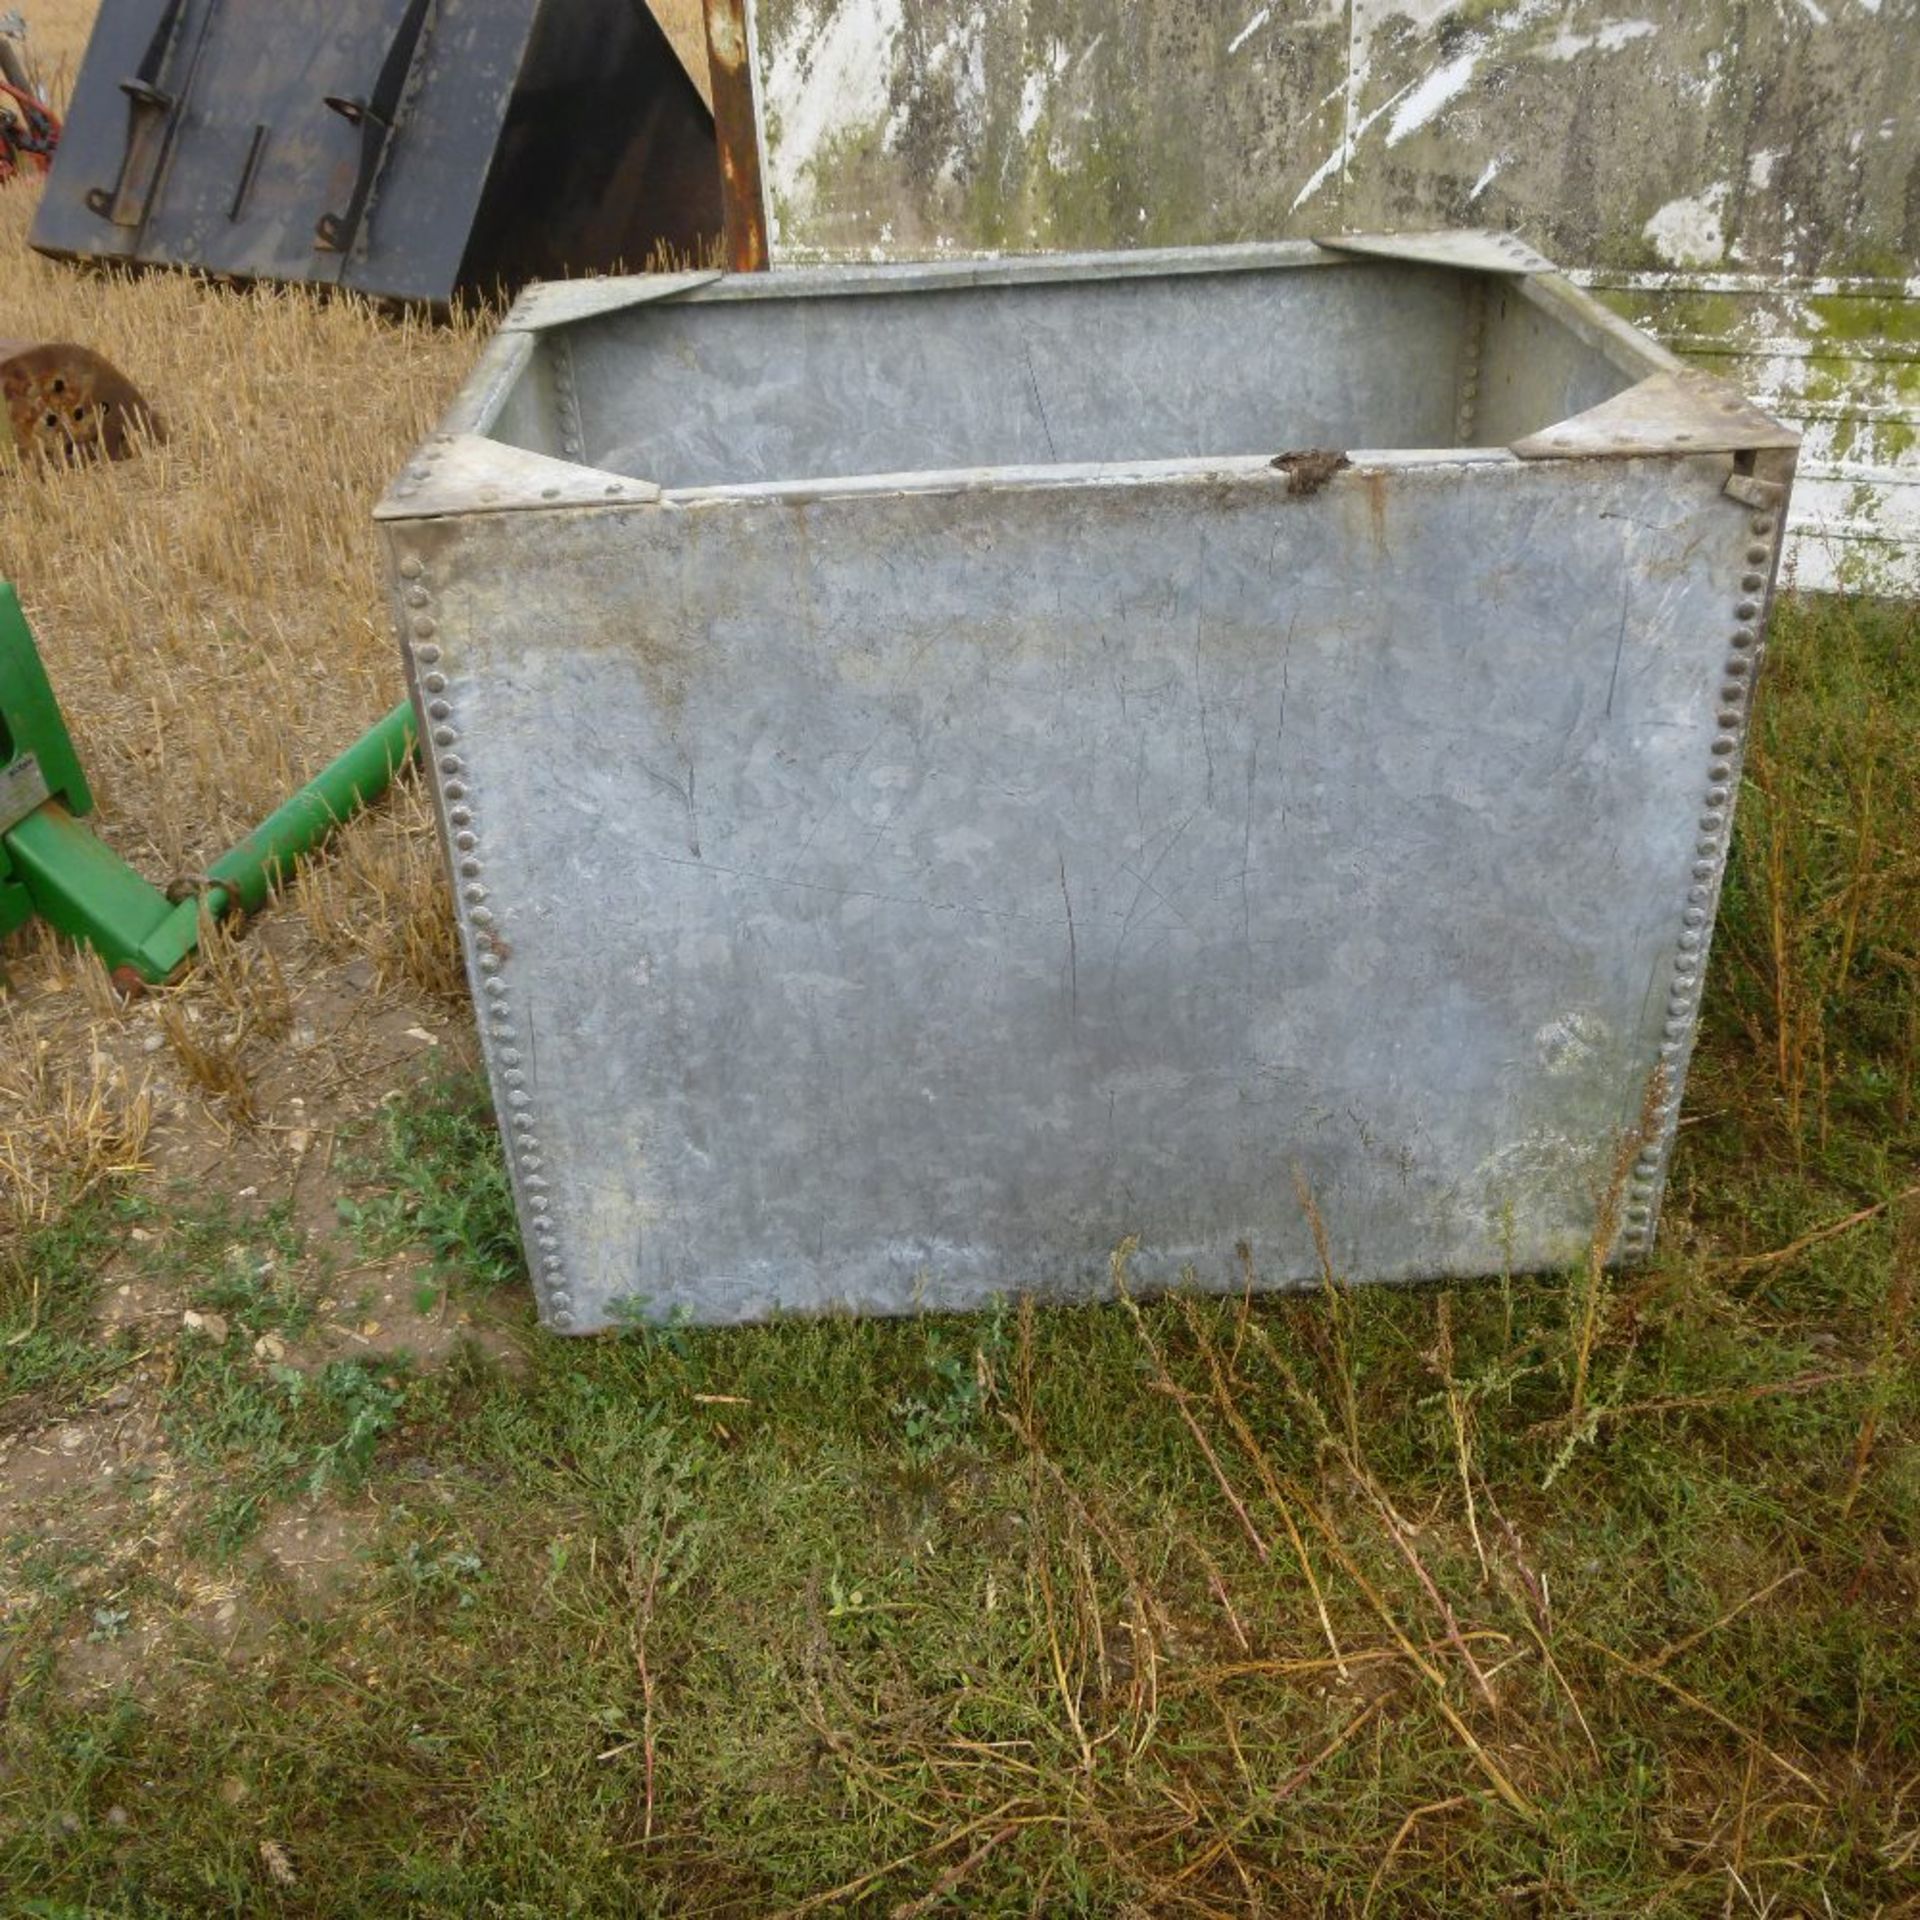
<box><xmin>1363</xmin><ymin>470</ymin><xmax>1390</xmax><ymax>554</ymax></box>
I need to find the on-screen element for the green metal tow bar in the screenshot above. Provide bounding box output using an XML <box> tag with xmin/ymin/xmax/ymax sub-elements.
<box><xmin>0</xmin><ymin>583</ymin><xmax>417</xmax><ymax>989</ymax></box>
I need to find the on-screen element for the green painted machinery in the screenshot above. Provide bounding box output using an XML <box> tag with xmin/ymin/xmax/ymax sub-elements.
<box><xmin>0</xmin><ymin>582</ymin><xmax>414</xmax><ymax>987</ymax></box>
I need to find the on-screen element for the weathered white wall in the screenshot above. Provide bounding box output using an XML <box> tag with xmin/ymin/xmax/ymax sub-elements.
<box><xmin>1578</xmin><ymin>268</ymin><xmax>1917</xmax><ymax>592</ymax></box>
<box><xmin>748</xmin><ymin>0</ymin><xmax>1920</xmax><ymax>589</ymax></box>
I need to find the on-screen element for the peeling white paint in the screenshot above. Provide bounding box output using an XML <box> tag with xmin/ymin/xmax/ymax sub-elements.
<box><xmin>1747</xmin><ymin>147</ymin><xmax>1779</xmax><ymax>188</ymax></box>
<box><xmin>1384</xmin><ymin>51</ymin><xmax>1479</xmax><ymax>146</ymax></box>
<box><xmin>1790</xmin><ymin>0</ymin><xmax>1830</xmax><ymax>23</ymax></box>
<box><xmin>762</xmin><ymin>0</ymin><xmax>907</xmax><ymax>228</ymax></box>
<box><xmin>1643</xmin><ymin>186</ymin><xmax>1730</xmax><ymax>268</ymax></box>
<box><xmin>1290</xmin><ymin>78</ymin><xmax>1416</xmax><ymax>211</ymax></box>
<box><xmin>1573</xmin><ymin>265</ymin><xmax>1920</xmax><ymax>592</ymax></box>
<box><xmin>1541</xmin><ymin>17</ymin><xmax>1657</xmax><ymax>59</ymax></box>
<box><xmin>1469</xmin><ymin>155</ymin><xmax>1503</xmax><ymax>201</ymax></box>
<box><xmin>1015</xmin><ymin>41</ymin><xmax>1070</xmax><ymax>142</ymax></box>
<box><xmin>1293</xmin><ymin>0</ymin><xmax>1549</xmax><ymax>207</ymax></box>
<box><xmin>1590</xmin><ymin>16</ymin><xmax>1658</xmax><ymax>50</ymax></box>
<box><xmin>908</xmin><ymin>6</ymin><xmax>992</xmax><ymax>193</ymax></box>
<box><xmin>1227</xmin><ymin>5</ymin><xmax>1273</xmax><ymax>54</ymax></box>
<box><xmin>1580</xmin><ymin>268</ymin><xmax>1920</xmax><ymax>297</ymax></box>
<box><xmin>1301</xmin><ymin>0</ymin><xmax>1625</xmax><ymax>200</ymax></box>
<box><xmin>1359</xmin><ymin>0</ymin><xmax>1482</xmax><ymax>30</ymax></box>
<box><xmin>1016</xmin><ymin>71</ymin><xmax>1045</xmax><ymax>141</ymax></box>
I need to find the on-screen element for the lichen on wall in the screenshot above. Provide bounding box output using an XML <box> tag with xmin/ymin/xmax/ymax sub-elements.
<box><xmin>752</xmin><ymin>0</ymin><xmax>1919</xmax><ymax>277</ymax></box>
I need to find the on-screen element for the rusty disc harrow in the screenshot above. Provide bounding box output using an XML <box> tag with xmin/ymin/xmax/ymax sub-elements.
<box><xmin>0</xmin><ymin>340</ymin><xmax>160</xmax><ymax>464</ymax></box>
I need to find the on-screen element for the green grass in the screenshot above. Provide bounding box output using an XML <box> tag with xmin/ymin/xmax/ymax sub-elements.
<box><xmin>0</xmin><ymin>1195</ymin><xmax>145</xmax><ymax>1427</ymax></box>
<box><xmin>135</xmin><ymin>1195</ymin><xmax>422</xmax><ymax>1554</ymax></box>
<box><xmin>166</xmin><ymin>1199</ymin><xmax>317</xmax><ymax>1340</ymax></box>
<box><xmin>335</xmin><ymin>1074</ymin><xmax>526</xmax><ymax>1292</ymax></box>
<box><xmin>1</xmin><ymin>594</ymin><xmax>1917</xmax><ymax>1915</ymax></box>
<box><xmin>161</xmin><ymin>1345</ymin><xmax>414</xmax><ymax>1556</ymax></box>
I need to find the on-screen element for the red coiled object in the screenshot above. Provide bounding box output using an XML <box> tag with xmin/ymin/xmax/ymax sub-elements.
<box><xmin>0</xmin><ymin>76</ymin><xmax>60</xmax><ymax>185</ymax></box>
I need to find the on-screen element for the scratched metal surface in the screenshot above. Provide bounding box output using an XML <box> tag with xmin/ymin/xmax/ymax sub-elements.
<box><xmin>383</xmin><ymin>244</ymin><xmax>1781</xmax><ymax>1332</ymax></box>
<box><xmin>567</xmin><ymin>261</ymin><xmax>1476</xmax><ymax>485</ymax></box>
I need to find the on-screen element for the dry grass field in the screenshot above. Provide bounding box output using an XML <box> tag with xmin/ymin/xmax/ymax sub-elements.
<box><xmin>2</xmin><ymin>6</ymin><xmax>1918</xmax><ymax>1915</ymax></box>
<box><xmin>0</xmin><ymin>0</ymin><xmax>485</xmax><ymax>1240</ymax></box>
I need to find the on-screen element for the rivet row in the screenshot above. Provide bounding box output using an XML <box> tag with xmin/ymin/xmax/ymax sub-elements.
<box><xmin>394</xmin><ymin>547</ymin><xmax>572</xmax><ymax>1329</ymax></box>
<box><xmin>1619</xmin><ymin>537</ymin><xmax>1773</xmax><ymax>1258</ymax></box>
<box><xmin>1456</xmin><ymin>279</ymin><xmax>1486</xmax><ymax>445</ymax></box>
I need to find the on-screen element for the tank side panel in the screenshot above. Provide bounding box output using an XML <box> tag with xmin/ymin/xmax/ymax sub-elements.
<box><xmin>386</xmin><ymin>451</ymin><xmax>1766</xmax><ymax>1329</ymax></box>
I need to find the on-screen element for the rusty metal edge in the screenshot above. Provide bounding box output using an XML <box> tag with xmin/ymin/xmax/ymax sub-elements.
<box><xmin>703</xmin><ymin>0</ymin><xmax>768</xmax><ymax>272</ymax></box>
<box><xmin>657</xmin><ymin>447</ymin><xmax>1519</xmax><ymax>508</ymax></box>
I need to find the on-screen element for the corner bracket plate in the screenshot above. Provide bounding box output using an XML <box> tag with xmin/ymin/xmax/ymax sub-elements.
<box><xmin>376</xmin><ymin>434</ymin><xmax>657</xmax><ymax>520</ymax></box>
<box><xmin>1512</xmin><ymin>368</ymin><xmax>1802</xmax><ymax>460</ymax></box>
